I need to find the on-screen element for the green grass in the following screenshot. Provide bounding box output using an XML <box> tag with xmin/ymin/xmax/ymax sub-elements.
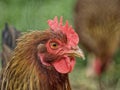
<box><xmin>0</xmin><ymin>0</ymin><xmax>75</xmax><ymax>31</ymax></box>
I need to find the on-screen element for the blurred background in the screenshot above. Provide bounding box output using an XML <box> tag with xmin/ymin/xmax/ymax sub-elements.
<box><xmin>0</xmin><ymin>0</ymin><xmax>120</xmax><ymax>90</ymax></box>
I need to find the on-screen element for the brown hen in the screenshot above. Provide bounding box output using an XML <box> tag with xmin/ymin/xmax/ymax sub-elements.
<box><xmin>0</xmin><ymin>17</ymin><xmax>84</xmax><ymax>90</ymax></box>
<box><xmin>74</xmin><ymin>0</ymin><xmax>120</xmax><ymax>76</ymax></box>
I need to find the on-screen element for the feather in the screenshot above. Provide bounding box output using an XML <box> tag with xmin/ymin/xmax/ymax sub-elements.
<box><xmin>0</xmin><ymin>31</ymin><xmax>71</xmax><ymax>90</ymax></box>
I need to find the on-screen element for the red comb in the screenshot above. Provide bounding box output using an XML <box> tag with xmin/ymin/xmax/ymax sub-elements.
<box><xmin>48</xmin><ymin>16</ymin><xmax>79</xmax><ymax>47</ymax></box>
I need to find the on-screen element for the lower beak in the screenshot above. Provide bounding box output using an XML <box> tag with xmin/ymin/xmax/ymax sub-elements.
<box><xmin>68</xmin><ymin>46</ymin><xmax>85</xmax><ymax>60</ymax></box>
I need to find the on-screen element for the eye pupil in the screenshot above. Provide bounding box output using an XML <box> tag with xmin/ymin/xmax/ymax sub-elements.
<box><xmin>53</xmin><ymin>43</ymin><xmax>57</xmax><ymax>47</ymax></box>
<box><xmin>50</xmin><ymin>42</ymin><xmax>59</xmax><ymax>49</ymax></box>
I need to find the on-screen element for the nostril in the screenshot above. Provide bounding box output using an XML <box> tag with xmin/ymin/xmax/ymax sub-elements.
<box><xmin>71</xmin><ymin>46</ymin><xmax>79</xmax><ymax>50</ymax></box>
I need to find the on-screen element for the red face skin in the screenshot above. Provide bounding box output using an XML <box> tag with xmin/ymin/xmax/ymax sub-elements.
<box><xmin>38</xmin><ymin>39</ymin><xmax>77</xmax><ymax>74</ymax></box>
<box><xmin>37</xmin><ymin>16</ymin><xmax>84</xmax><ymax>74</ymax></box>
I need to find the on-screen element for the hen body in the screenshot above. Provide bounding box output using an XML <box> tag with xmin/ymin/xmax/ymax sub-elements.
<box><xmin>74</xmin><ymin>0</ymin><xmax>120</xmax><ymax>76</ymax></box>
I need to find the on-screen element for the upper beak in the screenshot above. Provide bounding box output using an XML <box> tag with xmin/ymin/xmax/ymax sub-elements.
<box><xmin>68</xmin><ymin>46</ymin><xmax>85</xmax><ymax>60</ymax></box>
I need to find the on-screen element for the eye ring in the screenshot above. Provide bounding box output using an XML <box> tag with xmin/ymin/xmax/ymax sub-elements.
<box><xmin>50</xmin><ymin>42</ymin><xmax>59</xmax><ymax>49</ymax></box>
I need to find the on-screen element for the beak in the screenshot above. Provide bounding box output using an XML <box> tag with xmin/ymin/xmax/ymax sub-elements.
<box><xmin>68</xmin><ymin>46</ymin><xmax>85</xmax><ymax>60</ymax></box>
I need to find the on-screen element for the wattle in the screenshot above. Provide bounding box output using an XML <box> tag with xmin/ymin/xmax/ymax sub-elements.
<box><xmin>94</xmin><ymin>59</ymin><xmax>102</xmax><ymax>75</ymax></box>
<box><xmin>52</xmin><ymin>56</ymin><xmax>76</xmax><ymax>74</ymax></box>
<box><xmin>38</xmin><ymin>54</ymin><xmax>76</xmax><ymax>74</ymax></box>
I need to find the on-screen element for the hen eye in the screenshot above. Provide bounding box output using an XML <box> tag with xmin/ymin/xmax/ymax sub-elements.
<box><xmin>50</xmin><ymin>42</ymin><xmax>59</xmax><ymax>49</ymax></box>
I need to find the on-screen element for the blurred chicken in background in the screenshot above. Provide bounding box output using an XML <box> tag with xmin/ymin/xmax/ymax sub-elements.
<box><xmin>1</xmin><ymin>23</ymin><xmax>20</xmax><ymax>68</ymax></box>
<box><xmin>74</xmin><ymin>0</ymin><xmax>120</xmax><ymax>89</ymax></box>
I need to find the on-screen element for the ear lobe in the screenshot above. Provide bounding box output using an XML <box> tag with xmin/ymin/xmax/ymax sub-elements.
<box><xmin>37</xmin><ymin>44</ymin><xmax>47</xmax><ymax>53</ymax></box>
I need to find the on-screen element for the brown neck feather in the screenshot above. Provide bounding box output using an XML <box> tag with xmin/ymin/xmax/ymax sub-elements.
<box><xmin>0</xmin><ymin>31</ymin><xmax>71</xmax><ymax>90</ymax></box>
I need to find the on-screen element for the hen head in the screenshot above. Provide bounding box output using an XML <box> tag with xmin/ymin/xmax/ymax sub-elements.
<box><xmin>37</xmin><ymin>16</ymin><xmax>84</xmax><ymax>74</ymax></box>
